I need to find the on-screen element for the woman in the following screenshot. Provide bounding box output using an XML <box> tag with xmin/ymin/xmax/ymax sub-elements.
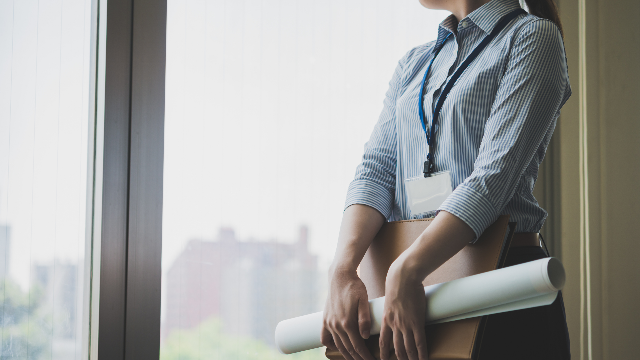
<box><xmin>321</xmin><ymin>0</ymin><xmax>571</xmax><ymax>359</ymax></box>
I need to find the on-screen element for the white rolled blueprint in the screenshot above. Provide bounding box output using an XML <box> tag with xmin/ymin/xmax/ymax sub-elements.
<box><xmin>275</xmin><ymin>257</ymin><xmax>565</xmax><ymax>354</ymax></box>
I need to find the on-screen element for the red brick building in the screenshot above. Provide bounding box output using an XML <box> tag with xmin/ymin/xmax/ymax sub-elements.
<box><xmin>164</xmin><ymin>226</ymin><xmax>319</xmax><ymax>346</ymax></box>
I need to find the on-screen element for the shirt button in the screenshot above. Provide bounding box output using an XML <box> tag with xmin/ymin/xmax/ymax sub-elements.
<box><xmin>460</xmin><ymin>20</ymin><xmax>467</xmax><ymax>28</ymax></box>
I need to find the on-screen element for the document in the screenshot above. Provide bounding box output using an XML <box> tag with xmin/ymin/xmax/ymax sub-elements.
<box><xmin>275</xmin><ymin>257</ymin><xmax>565</xmax><ymax>354</ymax></box>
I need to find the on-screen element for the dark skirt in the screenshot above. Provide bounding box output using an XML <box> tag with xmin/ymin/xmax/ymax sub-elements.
<box><xmin>478</xmin><ymin>246</ymin><xmax>571</xmax><ymax>360</ymax></box>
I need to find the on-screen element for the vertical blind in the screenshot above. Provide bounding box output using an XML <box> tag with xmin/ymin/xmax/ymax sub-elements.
<box><xmin>0</xmin><ymin>0</ymin><xmax>94</xmax><ymax>359</ymax></box>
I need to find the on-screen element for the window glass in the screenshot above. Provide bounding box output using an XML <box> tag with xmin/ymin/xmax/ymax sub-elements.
<box><xmin>161</xmin><ymin>1</ymin><xmax>447</xmax><ymax>358</ymax></box>
<box><xmin>0</xmin><ymin>0</ymin><xmax>94</xmax><ymax>359</ymax></box>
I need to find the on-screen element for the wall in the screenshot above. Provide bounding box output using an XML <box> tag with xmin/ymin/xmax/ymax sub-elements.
<box><xmin>538</xmin><ymin>0</ymin><xmax>640</xmax><ymax>358</ymax></box>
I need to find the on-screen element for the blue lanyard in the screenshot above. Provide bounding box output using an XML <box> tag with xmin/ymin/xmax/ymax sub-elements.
<box><xmin>419</xmin><ymin>8</ymin><xmax>526</xmax><ymax>177</ymax></box>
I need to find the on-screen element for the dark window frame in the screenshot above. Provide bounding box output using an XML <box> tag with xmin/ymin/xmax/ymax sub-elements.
<box><xmin>98</xmin><ymin>0</ymin><xmax>166</xmax><ymax>358</ymax></box>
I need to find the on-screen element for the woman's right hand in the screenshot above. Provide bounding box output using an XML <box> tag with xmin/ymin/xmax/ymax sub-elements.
<box><xmin>321</xmin><ymin>266</ymin><xmax>375</xmax><ymax>360</ymax></box>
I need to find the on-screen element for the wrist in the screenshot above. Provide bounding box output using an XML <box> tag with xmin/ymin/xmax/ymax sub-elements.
<box><xmin>390</xmin><ymin>253</ymin><xmax>426</xmax><ymax>285</ymax></box>
<box><xmin>328</xmin><ymin>260</ymin><xmax>358</xmax><ymax>278</ymax></box>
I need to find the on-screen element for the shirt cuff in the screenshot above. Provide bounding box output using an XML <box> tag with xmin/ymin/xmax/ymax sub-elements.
<box><xmin>344</xmin><ymin>179</ymin><xmax>395</xmax><ymax>219</ymax></box>
<box><xmin>438</xmin><ymin>184</ymin><xmax>499</xmax><ymax>242</ymax></box>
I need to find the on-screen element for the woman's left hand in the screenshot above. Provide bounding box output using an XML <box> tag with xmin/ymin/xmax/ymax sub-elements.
<box><xmin>379</xmin><ymin>258</ymin><xmax>428</xmax><ymax>360</ymax></box>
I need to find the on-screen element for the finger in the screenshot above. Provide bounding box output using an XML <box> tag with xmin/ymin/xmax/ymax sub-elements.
<box><xmin>321</xmin><ymin>324</ymin><xmax>337</xmax><ymax>351</ymax></box>
<box><xmin>358</xmin><ymin>296</ymin><xmax>372</xmax><ymax>339</ymax></box>
<box><xmin>331</xmin><ymin>328</ymin><xmax>355</xmax><ymax>360</ymax></box>
<box><xmin>345</xmin><ymin>325</ymin><xmax>375</xmax><ymax>360</ymax></box>
<box><xmin>336</xmin><ymin>327</ymin><xmax>362</xmax><ymax>360</ymax></box>
<box><xmin>394</xmin><ymin>329</ymin><xmax>408</xmax><ymax>360</ymax></box>
<box><xmin>379</xmin><ymin>324</ymin><xmax>393</xmax><ymax>360</ymax></box>
<box><xmin>402</xmin><ymin>329</ymin><xmax>419</xmax><ymax>360</ymax></box>
<box><xmin>413</xmin><ymin>326</ymin><xmax>429</xmax><ymax>360</ymax></box>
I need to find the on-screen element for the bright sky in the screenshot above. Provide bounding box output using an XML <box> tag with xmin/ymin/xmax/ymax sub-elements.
<box><xmin>162</xmin><ymin>0</ymin><xmax>448</xmax><ymax>272</ymax></box>
<box><xmin>0</xmin><ymin>0</ymin><xmax>91</xmax><ymax>291</ymax></box>
<box><xmin>0</xmin><ymin>0</ymin><xmax>449</xmax><ymax>292</ymax></box>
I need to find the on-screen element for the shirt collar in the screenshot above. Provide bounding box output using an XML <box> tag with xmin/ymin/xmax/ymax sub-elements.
<box><xmin>467</xmin><ymin>0</ymin><xmax>523</xmax><ymax>34</ymax></box>
<box><xmin>436</xmin><ymin>0</ymin><xmax>523</xmax><ymax>43</ymax></box>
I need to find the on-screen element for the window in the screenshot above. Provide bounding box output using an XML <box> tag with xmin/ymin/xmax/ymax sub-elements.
<box><xmin>0</xmin><ymin>0</ymin><xmax>96</xmax><ymax>359</ymax></box>
<box><xmin>160</xmin><ymin>1</ymin><xmax>447</xmax><ymax>358</ymax></box>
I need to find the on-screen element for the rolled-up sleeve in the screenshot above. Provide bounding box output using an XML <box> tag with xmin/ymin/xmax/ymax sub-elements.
<box><xmin>439</xmin><ymin>19</ymin><xmax>571</xmax><ymax>239</ymax></box>
<box><xmin>344</xmin><ymin>52</ymin><xmax>410</xmax><ymax>219</ymax></box>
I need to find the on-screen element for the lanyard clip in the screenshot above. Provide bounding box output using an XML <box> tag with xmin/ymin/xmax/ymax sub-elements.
<box><xmin>423</xmin><ymin>154</ymin><xmax>435</xmax><ymax>177</ymax></box>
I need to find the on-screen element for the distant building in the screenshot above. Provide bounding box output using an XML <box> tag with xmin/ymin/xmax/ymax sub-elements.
<box><xmin>32</xmin><ymin>261</ymin><xmax>79</xmax><ymax>340</ymax></box>
<box><xmin>0</xmin><ymin>225</ymin><xmax>10</xmax><ymax>279</ymax></box>
<box><xmin>164</xmin><ymin>226</ymin><xmax>319</xmax><ymax>346</ymax></box>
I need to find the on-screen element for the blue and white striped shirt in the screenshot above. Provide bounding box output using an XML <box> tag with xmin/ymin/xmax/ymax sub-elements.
<box><xmin>344</xmin><ymin>0</ymin><xmax>571</xmax><ymax>239</ymax></box>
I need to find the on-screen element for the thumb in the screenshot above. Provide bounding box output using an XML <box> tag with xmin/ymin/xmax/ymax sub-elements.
<box><xmin>358</xmin><ymin>296</ymin><xmax>372</xmax><ymax>339</ymax></box>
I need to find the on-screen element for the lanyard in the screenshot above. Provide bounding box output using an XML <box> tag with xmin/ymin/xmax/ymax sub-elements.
<box><xmin>419</xmin><ymin>8</ymin><xmax>526</xmax><ymax>177</ymax></box>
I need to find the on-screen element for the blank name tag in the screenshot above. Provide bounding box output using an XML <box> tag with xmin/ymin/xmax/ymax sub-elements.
<box><xmin>405</xmin><ymin>171</ymin><xmax>452</xmax><ymax>215</ymax></box>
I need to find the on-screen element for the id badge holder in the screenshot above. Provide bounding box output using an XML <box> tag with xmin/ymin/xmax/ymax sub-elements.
<box><xmin>404</xmin><ymin>170</ymin><xmax>452</xmax><ymax>215</ymax></box>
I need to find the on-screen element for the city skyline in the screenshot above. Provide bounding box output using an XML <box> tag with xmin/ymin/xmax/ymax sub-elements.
<box><xmin>162</xmin><ymin>225</ymin><xmax>322</xmax><ymax>348</ymax></box>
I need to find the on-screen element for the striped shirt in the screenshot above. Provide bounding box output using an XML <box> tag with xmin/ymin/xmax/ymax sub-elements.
<box><xmin>344</xmin><ymin>0</ymin><xmax>571</xmax><ymax>240</ymax></box>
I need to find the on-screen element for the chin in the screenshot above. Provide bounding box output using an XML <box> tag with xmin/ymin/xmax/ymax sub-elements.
<box><xmin>418</xmin><ymin>0</ymin><xmax>448</xmax><ymax>11</ymax></box>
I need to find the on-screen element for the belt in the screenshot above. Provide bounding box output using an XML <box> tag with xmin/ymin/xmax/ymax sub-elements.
<box><xmin>511</xmin><ymin>232</ymin><xmax>540</xmax><ymax>247</ymax></box>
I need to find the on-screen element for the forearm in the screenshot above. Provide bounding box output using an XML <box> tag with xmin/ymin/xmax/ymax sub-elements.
<box><xmin>329</xmin><ymin>204</ymin><xmax>386</xmax><ymax>274</ymax></box>
<box><xmin>392</xmin><ymin>210</ymin><xmax>475</xmax><ymax>283</ymax></box>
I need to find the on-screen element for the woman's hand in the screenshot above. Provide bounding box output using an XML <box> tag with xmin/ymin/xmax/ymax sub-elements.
<box><xmin>377</xmin><ymin>211</ymin><xmax>474</xmax><ymax>360</ymax></box>
<box><xmin>321</xmin><ymin>266</ymin><xmax>375</xmax><ymax>360</ymax></box>
<box><xmin>379</xmin><ymin>259</ymin><xmax>428</xmax><ymax>360</ymax></box>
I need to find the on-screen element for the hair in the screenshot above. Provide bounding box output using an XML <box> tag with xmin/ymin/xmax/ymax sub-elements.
<box><xmin>523</xmin><ymin>0</ymin><xmax>564</xmax><ymax>37</ymax></box>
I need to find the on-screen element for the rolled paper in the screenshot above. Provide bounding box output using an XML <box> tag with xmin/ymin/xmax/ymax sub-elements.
<box><xmin>275</xmin><ymin>257</ymin><xmax>565</xmax><ymax>354</ymax></box>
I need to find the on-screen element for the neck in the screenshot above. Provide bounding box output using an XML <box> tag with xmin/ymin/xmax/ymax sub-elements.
<box><xmin>449</xmin><ymin>0</ymin><xmax>493</xmax><ymax>21</ymax></box>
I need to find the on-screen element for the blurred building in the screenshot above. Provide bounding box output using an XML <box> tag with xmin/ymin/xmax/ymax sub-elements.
<box><xmin>164</xmin><ymin>226</ymin><xmax>319</xmax><ymax>346</ymax></box>
<box><xmin>32</xmin><ymin>261</ymin><xmax>79</xmax><ymax>340</ymax></box>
